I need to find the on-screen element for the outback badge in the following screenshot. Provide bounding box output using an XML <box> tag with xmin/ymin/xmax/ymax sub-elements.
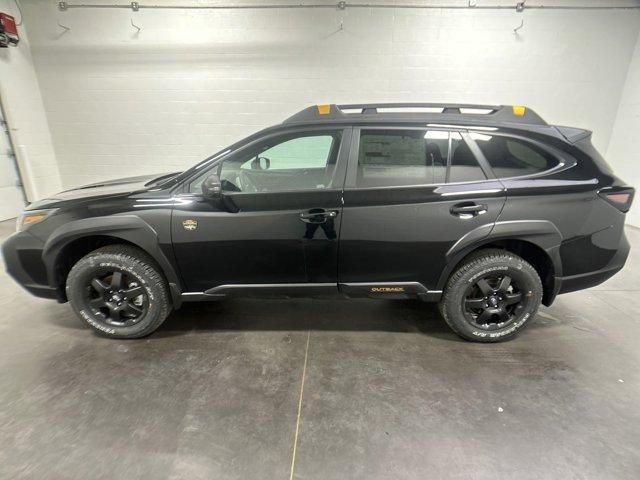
<box><xmin>182</xmin><ymin>219</ymin><xmax>198</xmax><ymax>231</ymax></box>
<box><xmin>371</xmin><ymin>286</ymin><xmax>405</xmax><ymax>293</ymax></box>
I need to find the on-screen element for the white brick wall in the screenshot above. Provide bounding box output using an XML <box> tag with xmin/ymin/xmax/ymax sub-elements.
<box><xmin>0</xmin><ymin>0</ymin><xmax>61</xmax><ymax>207</ymax></box>
<box><xmin>20</xmin><ymin>1</ymin><xmax>640</xmax><ymax>193</ymax></box>
<box><xmin>608</xmin><ymin>29</ymin><xmax>640</xmax><ymax>227</ymax></box>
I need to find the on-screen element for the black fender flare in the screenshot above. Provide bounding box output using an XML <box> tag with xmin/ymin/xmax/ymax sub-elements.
<box><xmin>436</xmin><ymin>220</ymin><xmax>563</xmax><ymax>294</ymax></box>
<box><xmin>42</xmin><ymin>215</ymin><xmax>183</xmax><ymax>307</ymax></box>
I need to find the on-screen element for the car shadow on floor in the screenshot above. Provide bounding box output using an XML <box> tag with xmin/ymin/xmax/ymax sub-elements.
<box><xmin>45</xmin><ymin>295</ymin><xmax>561</xmax><ymax>341</ymax></box>
<box><xmin>153</xmin><ymin>297</ymin><xmax>458</xmax><ymax>339</ymax></box>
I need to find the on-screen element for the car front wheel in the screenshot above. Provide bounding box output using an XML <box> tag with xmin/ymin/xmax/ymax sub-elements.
<box><xmin>439</xmin><ymin>249</ymin><xmax>543</xmax><ymax>342</ymax></box>
<box><xmin>66</xmin><ymin>245</ymin><xmax>171</xmax><ymax>339</ymax></box>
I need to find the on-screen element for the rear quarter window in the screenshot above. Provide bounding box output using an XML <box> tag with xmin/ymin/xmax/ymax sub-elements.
<box><xmin>471</xmin><ymin>133</ymin><xmax>559</xmax><ymax>178</ymax></box>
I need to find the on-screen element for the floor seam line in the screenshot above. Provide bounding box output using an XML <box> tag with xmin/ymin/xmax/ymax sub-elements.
<box><xmin>289</xmin><ymin>330</ymin><xmax>311</xmax><ymax>480</ymax></box>
<box><xmin>592</xmin><ymin>290</ymin><xmax>640</xmax><ymax>319</ymax></box>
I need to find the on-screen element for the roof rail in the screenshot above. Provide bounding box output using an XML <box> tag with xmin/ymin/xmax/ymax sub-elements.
<box><xmin>283</xmin><ymin>103</ymin><xmax>547</xmax><ymax>126</ymax></box>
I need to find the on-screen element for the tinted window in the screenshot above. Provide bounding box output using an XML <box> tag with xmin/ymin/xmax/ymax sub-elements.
<box><xmin>448</xmin><ymin>132</ymin><xmax>486</xmax><ymax>183</ymax></box>
<box><xmin>357</xmin><ymin>129</ymin><xmax>485</xmax><ymax>187</ymax></box>
<box><xmin>471</xmin><ymin>133</ymin><xmax>558</xmax><ymax>178</ymax></box>
<box><xmin>357</xmin><ymin>130</ymin><xmax>447</xmax><ymax>187</ymax></box>
<box><xmin>247</xmin><ymin>135</ymin><xmax>334</xmax><ymax>170</ymax></box>
<box><xmin>190</xmin><ymin>131</ymin><xmax>342</xmax><ymax>194</ymax></box>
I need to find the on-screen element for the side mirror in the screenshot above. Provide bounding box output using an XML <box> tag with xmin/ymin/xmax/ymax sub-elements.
<box><xmin>201</xmin><ymin>173</ymin><xmax>222</xmax><ymax>199</ymax></box>
<box><xmin>251</xmin><ymin>156</ymin><xmax>270</xmax><ymax>171</ymax></box>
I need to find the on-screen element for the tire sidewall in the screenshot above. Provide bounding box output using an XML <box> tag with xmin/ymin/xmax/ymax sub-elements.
<box><xmin>66</xmin><ymin>252</ymin><xmax>165</xmax><ymax>338</ymax></box>
<box><xmin>443</xmin><ymin>256</ymin><xmax>542</xmax><ymax>342</ymax></box>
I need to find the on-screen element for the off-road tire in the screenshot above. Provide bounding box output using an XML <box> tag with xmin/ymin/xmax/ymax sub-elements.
<box><xmin>66</xmin><ymin>245</ymin><xmax>171</xmax><ymax>339</ymax></box>
<box><xmin>439</xmin><ymin>249</ymin><xmax>543</xmax><ymax>342</ymax></box>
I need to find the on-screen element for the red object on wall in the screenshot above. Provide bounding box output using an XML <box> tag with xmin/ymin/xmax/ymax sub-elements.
<box><xmin>0</xmin><ymin>13</ymin><xmax>19</xmax><ymax>47</ymax></box>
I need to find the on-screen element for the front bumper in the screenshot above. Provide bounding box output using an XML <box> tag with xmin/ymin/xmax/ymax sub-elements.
<box><xmin>2</xmin><ymin>230</ymin><xmax>59</xmax><ymax>300</ymax></box>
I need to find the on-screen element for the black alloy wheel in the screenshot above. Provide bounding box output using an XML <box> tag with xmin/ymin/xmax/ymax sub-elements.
<box><xmin>85</xmin><ymin>270</ymin><xmax>148</xmax><ymax>327</ymax></box>
<box><xmin>463</xmin><ymin>274</ymin><xmax>525</xmax><ymax>330</ymax></box>
<box><xmin>439</xmin><ymin>249</ymin><xmax>543</xmax><ymax>342</ymax></box>
<box><xmin>67</xmin><ymin>245</ymin><xmax>171</xmax><ymax>338</ymax></box>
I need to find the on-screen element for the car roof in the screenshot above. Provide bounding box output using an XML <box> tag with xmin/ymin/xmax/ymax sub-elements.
<box><xmin>279</xmin><ymin>103</ymin><xmax>589</xmax><ymax>144</ymax></box>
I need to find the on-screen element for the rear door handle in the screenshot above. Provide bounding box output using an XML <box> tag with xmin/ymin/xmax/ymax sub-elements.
<box><xmin>299</xmin><ymin>209</ymin><xmax>338</xmax><ymax>224</ymax></box>
<box><xmin>450</xmin><ymin>203</ymin><xmax>488</xmax><ymax>219</ymax></box>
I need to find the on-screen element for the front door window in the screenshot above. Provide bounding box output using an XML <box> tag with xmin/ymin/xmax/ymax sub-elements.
<box><xmin>213</xmin><ymin>131</ymin><xmax>343</xmax><ymax>194</ymax></box>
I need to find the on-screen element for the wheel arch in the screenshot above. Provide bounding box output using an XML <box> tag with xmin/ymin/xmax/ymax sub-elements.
<box><xmin>438</xmin><ymin>220</ymin><xmax>563</xmax><ymax>306</ymax></box>
<box><xmin>42</xmin><ymin>215</ymin><xmax>182</xmax><ymax>307</ymax></box>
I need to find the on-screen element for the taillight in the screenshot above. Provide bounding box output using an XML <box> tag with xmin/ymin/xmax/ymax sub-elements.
<box><xmin>598</xmin><ymin>187</ymin><xmax>635</xmax><ymax>213</ymax></box>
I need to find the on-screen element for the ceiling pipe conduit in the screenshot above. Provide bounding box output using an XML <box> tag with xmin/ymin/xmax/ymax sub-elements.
<box><xmin>57</xmin><ymin>1</ymin><xmax>640</xmax><ymax>12</ymax></box>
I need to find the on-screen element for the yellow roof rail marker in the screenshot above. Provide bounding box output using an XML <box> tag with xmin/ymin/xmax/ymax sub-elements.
<box><xmin>317</xmin><ymin>104</ymin><xmax>331</xmax><ymax>115</ymax></box>
<box><xmin>512</xmin><ymin>105</ymin><xmax>526</xmax><ymax>116</ymax></box>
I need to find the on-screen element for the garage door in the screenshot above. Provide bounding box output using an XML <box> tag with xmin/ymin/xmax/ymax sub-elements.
<box><xmin>0</xmin><ymin>103</ymin><xmax>25</xmax><ymax>221</ymax></box>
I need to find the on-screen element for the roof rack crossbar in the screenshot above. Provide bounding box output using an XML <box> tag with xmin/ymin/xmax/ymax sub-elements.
<box><xmin>337</xmin><ymin>102</ymin><xmax>501</xmax><ymax>113</ymax></box>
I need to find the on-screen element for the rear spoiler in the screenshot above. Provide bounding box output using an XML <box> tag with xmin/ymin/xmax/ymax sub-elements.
<box><xmin>553</xmin><ymin>125</ymin><xmax>592</xmax><ymax>144</ymax></box>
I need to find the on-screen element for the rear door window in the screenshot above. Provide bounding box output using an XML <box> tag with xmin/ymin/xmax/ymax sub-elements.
<box><xmin>356</xmin><ymin>129</ymin><xmax>485</xmax><ymax>188</ymax></box>
<box><xmin>357</xmin><ymin>129</ymin><xmax>446</xmax><ymax>187</ymax></box>
<box><xmin>470</xmin><ymin>133</ymin><xmax>559</xmax><ymax>178</ymax></box>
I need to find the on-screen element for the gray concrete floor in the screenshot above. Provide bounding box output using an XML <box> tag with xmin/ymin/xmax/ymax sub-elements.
<box><xmin>1</xmin><ymin>219</ymin><xmax>639</xmax><ymax>480</ymax></box>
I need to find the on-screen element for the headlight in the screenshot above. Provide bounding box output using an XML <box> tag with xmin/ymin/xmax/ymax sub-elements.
<box><xmin>16</xmin><ymin>209</ymin><xmax>57</xmax><ymax>232</ymax></box>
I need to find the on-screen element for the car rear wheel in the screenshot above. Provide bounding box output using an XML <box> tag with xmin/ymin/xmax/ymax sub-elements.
<box><xmin>439</xmin><ymin>249</ymin><xmax>542</xmax><ymax>342</ymax></box>
<box><xmin>66</xmin><ymin>245</ymin><xmax>171</xmax><ymax>339</ymax></box>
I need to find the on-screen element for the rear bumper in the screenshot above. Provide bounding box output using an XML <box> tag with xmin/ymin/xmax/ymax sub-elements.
<box><xmin>1</xmin><ymin>230</ymin><xmax>59</xmax><ymax>300</ymax></box>
<box><xmin>555</xmin><ymin>231</ymin><xmax>630</xmax><ymax>296</ymax></box>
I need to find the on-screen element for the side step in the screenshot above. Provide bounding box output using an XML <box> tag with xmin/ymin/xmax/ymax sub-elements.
<box><xmin>180</xmin><ymin>282</ymin><xmax>443</xmax><ymax>302</ymax></box>
<box><xmin>181</xmin><ymin>283</ymin><xmax>337</xmax><ymax>301</ymax></box>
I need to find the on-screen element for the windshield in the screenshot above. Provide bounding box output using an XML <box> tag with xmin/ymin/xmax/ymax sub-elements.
<box><xmin>153</xmin><ymin>148</ymin><xmax>232</xmax><ymax>189</ymax></box>
<box><xmin>169</xmin><ymin>126</ymin><xmax>278</xmax><ymax>187</ymax></box>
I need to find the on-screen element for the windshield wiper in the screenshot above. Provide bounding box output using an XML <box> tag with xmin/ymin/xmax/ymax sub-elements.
<box><xmin>145</xmin><ymin>172</ymin><xmax>181</xmax><ymax>187</ymax></box>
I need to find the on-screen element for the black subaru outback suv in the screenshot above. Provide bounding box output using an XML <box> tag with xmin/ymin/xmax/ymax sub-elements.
<box><xmin>2</xmin><ymin>103</ymin><xmax>634</xmax><ymax>341</ymax></box>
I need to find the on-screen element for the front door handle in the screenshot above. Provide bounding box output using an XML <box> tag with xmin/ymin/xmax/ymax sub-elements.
<box><xmin>299</xmin><ymin>208</ymin><xmax>338</xmax><ymax>224</ymax></box>
<box><xmin>450</xmin><ymin>203</ymin><xmax>488</xmax><ymax>219</ymax></box>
